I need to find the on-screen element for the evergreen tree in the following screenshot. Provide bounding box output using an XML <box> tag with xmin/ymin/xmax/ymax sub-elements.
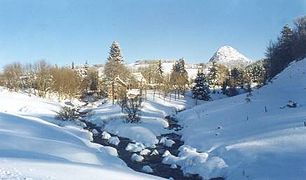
<box><xmin>267</xmin><ymin>25</ymin><xmax>294</xmax><ymax>78</ymax></box>
<box><xmin>156</xmin><ymin>60</ymin><xmax>163</xmax><ymax>83</ymax></box>
<box><xmin>104</xmin><ymin>41</ymin><xmax>130</xmax><ymax>104</ymax></box>
<box><xmin>192</xmin><ymin>71</ymin><xmax>210</xmax><ymax>104</ymax></box>
<box><xmin>108</xmin><ymin>41</ymin><xmax>123</xmax><ymax>63</ymax></box>
<box><xmin>245</xmin><ymin>60</ymin><xmax>266</xmax><ymax>86</ymax></box>
<box><xmin>104</xmin><ymin>41</ymin><xmax>129</xmax><ymax>82</ymax></box>
<box><xmin>208</xmin><ymin>62</ymin><xmax>218</xmax><ymax>91</ymax></box>
<box><xmin>293</xmin><ymin>17</ymin><xmax>306</xmax><ymax>60</ymax></box>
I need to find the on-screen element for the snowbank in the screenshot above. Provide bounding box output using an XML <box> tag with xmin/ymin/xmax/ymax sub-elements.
<box><xmin>178</xmin><ymin>59</ymin><xmax>306</xmax><ymax>179</ymax></box>
<box><xmin>0</xmin><ymin>88</ymin><xmax>161</xmax><ymax>179</ymax></box>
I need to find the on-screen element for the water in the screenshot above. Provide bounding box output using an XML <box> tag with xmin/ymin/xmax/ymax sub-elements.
<box><xmin>78</xmin><ymin>108</ymin><xmax>223</xmax><ymax>180</ymax></box>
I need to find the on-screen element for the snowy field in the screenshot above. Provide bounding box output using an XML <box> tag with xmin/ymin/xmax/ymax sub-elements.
<box><xmin>1</xmin><ymin>59</ymin><xmax>306</xmax><ymax>179</ymax></box>
<box><xmin>177</xmin><ymin>59</ymin><xmax>306</xmax><ymax>179</ymax></box>
<box><xmin>0</xmin><ymin>88</ymin><xmax>161</xmax><ymax>179</ymax></box>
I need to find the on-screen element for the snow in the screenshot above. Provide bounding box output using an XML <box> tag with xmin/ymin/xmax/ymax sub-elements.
<box><xmin>92</xmin><ymin>129</ymin><xmax>99</xmax><ymax>136</ymax></box>
<box><xmin>87</xmin><ymin>91</ymin><xmax>190</xmax><ymax>147</ymax></box>
<box><xmin>159</xmin><ymin>137</ymin><xmax>175</xmax><ymax>147</ymax></box>
<box><xmin>0</xmin><ymin>159</ymin><xmax>161</xmax><ymax>180</ymax></box>
<box><xmin>101</xmin><ymin>131</ymin><xmax>111</xmax><ymax>140</ymax></box>
<box><xmin>131</xmin><ymin>153</ymin><xmax>144</xmax><ymax>162</ymax></box>
<box><xmin>177</xmin><ymin>59</ymin><xmax>306</xmax><ymax>179</ymax></box>
<box><xmin>142</xmin><ymin>165</ymin><xmax>154</xmax><ymax>173</ymax></box>
<box><xmin>162</xmin><ymin>150</ymin><xmax>171</xmax><ymax>157</ymax></box>
<box><xmin>163</xmin><ymin>145</ymin><xmax>227</xmax><ymax>179</ymax></box>
<box><xmin>0</xmin><ymin>88</ymin><xmax>160</xmax><ymax>179</ymax></box>
<box><xmin>140</xmin><ymin>149</ymin><xmax>151</xmax><ymax>156</ymax></box>
<box><xmin>150</xmin><ymin>150</ymin><xmax>159</xmax><ymax>156</ymax></box>
<box><xmin>125</xmin><ymin>142</ymin><xmax>146</xmax><ymax>152</ymax></box>
<box><xmin>209</xmin><ymin>45</ymin><xmax>251</xmax><ymax>68</ymax></box>
<box><xmin>170</xmin><ymin>164</ymin><xmax>177</xmax><ymax>169</ymax></box>
<box><xmin>108</xmin><ymin>136</ymin><xmax>120</xmax><ymax>146</ymax></box>
<box><xmin>4</xmin><ymin>58</ymin><xmax>305</xmax><ymax>179</ymax></box>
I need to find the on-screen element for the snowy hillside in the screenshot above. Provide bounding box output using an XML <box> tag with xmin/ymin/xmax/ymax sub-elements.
<box><xmin>129</xmin><ymin>60</ymin><xmax>199</xmax><ymax>80</ymax></box>
<box><xmin>177</xmin><ymin>59</ymin><xmax>306</xmax><ymax>179</ymax></box>
<box><xmin>0</xmin><ymin>89</ymin><xmax>160</xmax><ymax>180</ymax></box>
<box><xmin>209</xmin><ymin>46</ymin><xmax>251</xmax><ymax>68</ymax></box>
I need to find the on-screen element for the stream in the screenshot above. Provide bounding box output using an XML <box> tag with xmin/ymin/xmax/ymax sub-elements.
<box><xmin>77</xmin><ymin>104</ymin><xmax>222</xmax><ymax>180</ymax></box>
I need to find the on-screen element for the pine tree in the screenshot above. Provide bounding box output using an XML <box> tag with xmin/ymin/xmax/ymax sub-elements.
<box><xmin>192</xmin><ymin>71</ymin><xmax>210</xmax><ymax>104</ymax></box>
<box><xmin>156</xmin><ymin>60</ymin><xmax>164</xmax><ymax>97</ymax></box>
<box><xmin>156</xmin><ymin>60</ymin><xmax>163</xmax><ymax>83</ymax></box>
<box><xmin>104</xmin><ymin>41</ymin><xmax>130</xmax><ymax>104</ymax></box>
<box><xmin>208</xmin><ymin>61</ymin><xmax>218</xmax><ymax>92</ymax></box>
<box><xmin>266</xmin><ymin>24</ymin><xmax>295</xmax><ymax>78</ymax></box>
<box><xmin>108</xmin><ymin>41</ymin><xmax>123</xmax><ymax>63</ymax></box>
<box><xmin>104</xmin><ymin>41</ymin><xmax>129</xmax><ymax>82</ymax></box>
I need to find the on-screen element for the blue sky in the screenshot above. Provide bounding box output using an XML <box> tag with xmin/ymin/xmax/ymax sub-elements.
<box><xmin>0</xmin><ymin>0</ymin><xmax>305</xmax><ymax>68</ymax></box>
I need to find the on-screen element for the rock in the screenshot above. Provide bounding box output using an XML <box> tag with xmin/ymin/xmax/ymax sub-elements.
<box><xmin>101</xmin><ymin>131</ymin><xmax>111</xmax><ymax>140</ymax></box>
<box><xmin>142</xmin><ymin>165</ymin><xmax>153</xmax><ymax>173</ymax></box>
<box><xmin>131</xmin><ymin>153</ymin><xmax>144</xmax><ymax>162</ymax></box>
<box><xmin>125</xmin><ymin>142</ymin><xmax>145</xmax><ymax>152</ymax></box>
<box><xmin>162</xmin><ymin>150</ymin><xmax>171</xmax><ymax>157</ymax></box>
<box><xmin>150</xmin><ymin>149</ymin><xmax>159</xmax><ymax>156</ymax></box>
<box><xmin>92</xmin><ymin>129</ymin><xmax>99</xmax><ymax>136</ymax></box>
<box><xmin>170</xmin><ymin>164</ymin><xmax>177</xmax><ymax>169</ymax></box>
<box><xmin>108</xmin><ymin>136</ymin><xmax>120</xmax><ymax>146</ymax></box>
<box><xmin>140</xmin><ymin>149</ymin><xmax>151</xmax><ymax>156</ymax></box>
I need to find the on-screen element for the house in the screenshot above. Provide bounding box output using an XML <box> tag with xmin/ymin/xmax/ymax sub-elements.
<box><xmin>131</xmin><ymin>72</ymin><xmax>146</xmax><ymax>88</ymax></box>
<box><xmin>107</xmin><ymin>76</ymin><xmax>128</xmax><ymax>102</ymax></box>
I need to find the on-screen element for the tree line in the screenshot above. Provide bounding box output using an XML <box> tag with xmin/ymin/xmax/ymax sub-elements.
<box><xmin>0</xmin><ymin>60</ymin><xmax>101</xmax><ymax>100</ymax></box>
<box><xmin>266</xmin><ymin>16</ymin><xmax>306</xmax><ymax>79</ymax></box>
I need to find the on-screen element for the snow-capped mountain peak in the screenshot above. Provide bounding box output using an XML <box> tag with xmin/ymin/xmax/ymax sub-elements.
<box><xmin>209</xmin><ymin>46</ymin><xmax>251</xmax><ymax>68</ymax></box>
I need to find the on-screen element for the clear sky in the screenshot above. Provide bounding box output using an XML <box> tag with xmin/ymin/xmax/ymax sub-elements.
<box><xmin>0</xmin><ymin>0</ymin><xmax>305</xmax><ymax>68</ymax></box>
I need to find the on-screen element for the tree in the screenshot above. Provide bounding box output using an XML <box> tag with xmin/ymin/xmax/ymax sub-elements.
<box><xmin>156</xmin><ymin>60</ymin><xmax>164</xmax><ymax>97</ymax></box>
<box><xmin>208</xmin><ymin>62</ymin><xmax>218</xmax><ymax>91</ymax></box>
<box><xmin>245</xmin><ymin>60</ymin><xmax>266</xmax><ymax>86</ymax></box>
<box><xmin>34</xmin><ymin>60</ymin><xmax>53</xmax><ymax>97</ymax></box>
<box><xmin>51</xmin><ymin>67</ymin><xmax>81</xmax><ymax>99</ymax></box>
<box><xmin>118</xmin><ymin>95</ymin><xmax>142</xmax><ymax>123</ymax></box>
<box><xmin>104</xmin><ymin>41</ymin><xmax>130</xmax><ymax>104</ymax></box>
<box><xmin>170</xmin><ymin>58</ymin><xmax>188</xmax><ymax>99</ymax></box>
<box><xmin>80</xmin><ymin>68</ymin><xmax>100</xmax><ymax>94</ymax></box>
<box><xmin>192</xmin><ymin>71</ymin><xmax>210</xmax><ymax>104</ymax></box>
<box><xmin>2</xmin><ymin>62</ymin><xmax>24</xmax><ymax>91</ymax></box>
<box><xmin>265</xmin><ymin>18</ymin><xmax>306</xmax><ymax>79</ymax></box>
<box><xmin>293</xmin><ymin>17</ymin><xmax>306</xmax><ymax>60</ymax></box>
<box><xmin>226</xmin><ymin>68</ymin><xmax>244</xmax><ymax>96</ymax></box>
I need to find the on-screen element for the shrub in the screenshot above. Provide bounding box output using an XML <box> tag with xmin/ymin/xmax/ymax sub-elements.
<box><xmin>56</xmin><ymin>106</ymin><xmax>79</xmax><ymax>121</ymax></box>
<box><xmin>118</xmin><ymin>95</ymin><xmax>142</xmax><ymax>123</ymax></box>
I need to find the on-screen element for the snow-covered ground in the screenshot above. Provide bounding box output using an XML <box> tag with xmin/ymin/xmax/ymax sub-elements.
<box><xmin>0</xmin><ymin>88</ymin><xmax>161</xmax><ymax>179</ymax></box>
<box><xmin>2</xmin><ymin>58</ymin><xmax>305</xmax><ymax>179</ymax></box>
<box><xmin>177</xmin><ymin>59</ymin><xmax>306</xmax><ymax>179</ymax></box>
<box><xmin>86</xmin><ymin>92</ymin><xmax>191</xmax><ymax>147</ymax></box>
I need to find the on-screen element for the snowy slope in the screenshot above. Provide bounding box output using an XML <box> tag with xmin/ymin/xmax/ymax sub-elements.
<box><xmin>0</xmin><ymin>89</ymin><xmax>161</xmax><ymax>180</ymax></box>
<box><xmin>209</xmin><ymin>46</ymin><xmax>251</xmax><ymax>68</ymax></box>
<box><xmin>177</xmin><ymin>59</ymin><xmax>306</xmax><ymax>179</ymax></box>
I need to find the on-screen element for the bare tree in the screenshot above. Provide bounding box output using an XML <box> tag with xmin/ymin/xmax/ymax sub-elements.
<box><xmin>119</xmin><ymin>95</ymin><xmax>142</xmax><ymax>123</ymax></box>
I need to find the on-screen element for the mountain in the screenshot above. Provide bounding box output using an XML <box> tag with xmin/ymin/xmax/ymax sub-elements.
<box><xmin>209</xmin><ymin>46</ymin><xmax>251</xmax><ymax>68</ymax></box>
